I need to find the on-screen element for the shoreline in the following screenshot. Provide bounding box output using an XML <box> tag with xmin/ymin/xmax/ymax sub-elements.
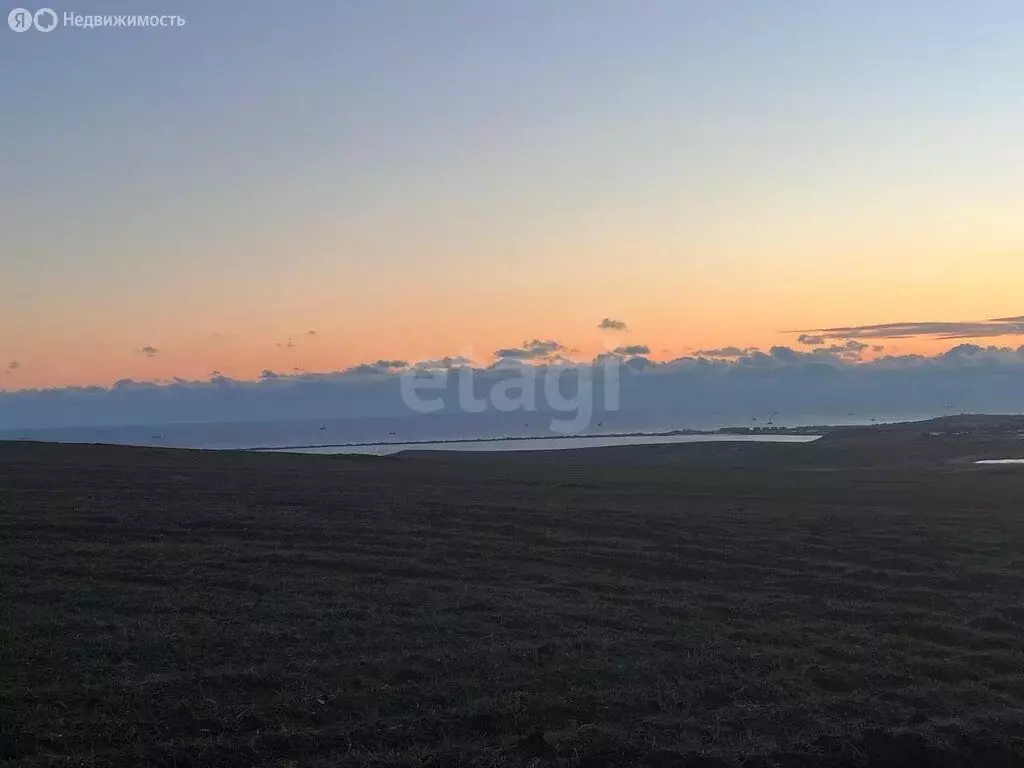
<box><xmin>242</xmin><ymin>426</ymin><xmax>830</xmax><ymax>452</ymax></box>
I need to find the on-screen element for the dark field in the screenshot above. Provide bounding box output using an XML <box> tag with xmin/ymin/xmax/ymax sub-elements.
<box><xmin>3</xmin><ymin>423</ymin><xmax>1024</xmax><ymax>766</ymax></box>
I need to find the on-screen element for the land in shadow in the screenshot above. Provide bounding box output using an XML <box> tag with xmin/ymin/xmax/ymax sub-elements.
<box><xmin>3</xmin><ymin>416</ymin><xmax>1024</xmax><ymax>766</ymax></box>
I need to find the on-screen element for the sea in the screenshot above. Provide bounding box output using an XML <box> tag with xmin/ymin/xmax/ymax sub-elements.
<box><xmin>268</xmin><ymin>433</ymin><xmax>820</xmax><ymax>456</ymax></box>
<box><xmin>0</xmin><ymin>410</ymin><xmax>925</xmax><ymax>455</ymax></box>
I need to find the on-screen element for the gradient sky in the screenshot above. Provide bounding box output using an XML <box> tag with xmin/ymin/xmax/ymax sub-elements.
<box><xmin>3</xmin><ymin>0</ymin><xmax>1023</xmax><ymax>390</ymax></box>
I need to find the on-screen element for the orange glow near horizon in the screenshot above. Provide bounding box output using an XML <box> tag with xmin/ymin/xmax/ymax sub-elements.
<box><xmin>3</xmin><ymin>195</ymin><xmax>1023</xmax><ymax>391</ymax></box>
<box><xmin>4</xmin><ymin>322</ymin><xmax>1023</xmax><ymax>392</ymax></box>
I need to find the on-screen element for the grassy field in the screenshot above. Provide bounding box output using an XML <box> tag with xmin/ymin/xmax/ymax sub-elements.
<box><xmin>2</xmin><ymin>427</ymin><xmax>1024</xmax><ymax>766</ymax></box>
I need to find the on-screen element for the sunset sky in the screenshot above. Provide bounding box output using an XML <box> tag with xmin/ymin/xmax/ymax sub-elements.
<box><xmin>3</xmin><ymin>0</ymin><xmax>1023</xmax><ymax>391</ymax></box>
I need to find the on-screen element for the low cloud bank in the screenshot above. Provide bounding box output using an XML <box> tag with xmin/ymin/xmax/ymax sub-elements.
<box><xmin>2</xmin><ymin>343</ymin><xmax>1024</xmax><ymax>431</ymax></box>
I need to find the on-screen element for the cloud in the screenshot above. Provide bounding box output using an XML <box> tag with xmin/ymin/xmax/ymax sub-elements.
<box><xmin>5</xmin><ymin>361</ymin><xmax>19</xmax><ymax>372</ymax></box>
<box><xmin>5</xmin><ymin>312</ymin><xmax>1024</xmax><ymax>434</ymax></box>
<box><xmin>937</xmin><ymin>343</ymin><xmax>1024</xmax><ymax>365</ymax></box>
<box><xmin>797</xmin><ymin>334</ymin><xmax>825</xmax><ymax>346</ymax></box>
<box><xmin>598</xmin><ymin>318</ymin><xmax>629</xmax><ymax>331</ymax></box>
<box><xmin>5</xmin><ymin>342</ymin><xmax>1024</xmax><ymax>432</ymax></box>
<box><xmin>612</xmin><ymin>344</ymin><xmax>651</xmax><ymax>356</ymax></box>
<box><xmin>345</xmin><ymin>364</ymin><xmax>383</xmax><ymax>375</ymax></box>
<box><xmin>770</xmin><ymin>346</ymin><xmax>801</xmax><ymax>363</ymax></box>
<box><xmin>413</xmin><ymin>356</ymin><xmax>473</xmax><ymax>371</ymax></box>
<box><xmin>813</xmin><ymin>340</ymin><xmax>870</xmax><ymax>361</ymax></box>
<box><xmin>345</xmin><ymin>359</ymin><xmax>409</xmax><ymax>375</ymax></box>
<box><xmin>494</xmin><ymin>339</ymin><xmax>567</xmax><ymax>361</ymax></box>
<box><xmin>790</xmin><ymin>337</ymin><xmax>880</xmax><ymax>362</ymax></box>
<box><xmin>796</xmin><ymin>316</ymin><xmax>1024</xmax><ymax>342</ymax></box>
<box><xmin>695</xmin><ymin>347</ymin><xmax>757</xmax><ymax>359</ymax></box>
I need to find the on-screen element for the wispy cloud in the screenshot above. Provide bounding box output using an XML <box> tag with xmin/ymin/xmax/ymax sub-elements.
<box><xmin>795</xmin><ymin>316</ymin><xmax>1024</xmax><ymax>341</ymax></box>
<box><xmin>139</xmin><ymin>346</ymin><xmax>159</xmax><ymax>358</ymax></box>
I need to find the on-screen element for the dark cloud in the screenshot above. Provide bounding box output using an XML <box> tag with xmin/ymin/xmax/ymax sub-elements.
<box><xmin>6</xmin><ymin>361</ymin><xmax>19</xmax><ymax>372</ymax></box>
<box><xmin>345</xmin><ymin>364</ymin><xmax>383</xmax><ymax>375</ymax></box>
<box><xmin>345</xmin><ymin>360</ymin><xmax>409</xmax><ymax>376</ymax></box>
<box><xmin>791</xmin><ymin>337</ymin><xmax>880</xmax><ymax>362</ymax></box>
<box><xmin>695</xmin><ymin>347</ymin><xmax>756</xmax><ymax>359</ymax></box>
<box><xmin>5</xmin><ymin>343</ymin><xmax>1024</xmax><ymax>432</ymax></box>
<box><xmin>809</xmin><ymin>340</ymin><xmax>871</xmax><ymax>361</ymax></box>
<box><xmin>598</xmin><ymin>318</ymin><xmax>629</xmax><ymax>331</ymax></box>
<box><xmin>612</xmin><ymin>344</ymin><xmax>651</xmax><ymax>356</ymax></box>
<box><xmin>624</xmin><ymin>356</ymin><xmax>655</xmax><ymax>371</ymax></box>
<box><xmin>111</xmin><ymin>378</ymin><xmax>157</xmax><ymax>391</ymax></box>
<box><xmin>494</xmin><ymin>339</ymin><xmax>566</xmax><ymax>360</ymax></box>
<box><xmin>693</xmin><ymin>341</ymin><xmax>889</xmax><ymax>368</ymax></box>
<box><xmin>140</xmin><ymin>346</ymin><xmax>159</xmax><ymax>357</ymax></box>
<box><xmin>796</xmin><ymin>316</ymin><xmax>1024</xmax><ymax>342</ymax></box>
<box><xmin>938</xmin><ymin>343</ymin><xmax>1024</xmax><ymax>364</ymax></box>
<box><xmin>413</xmin><ymin>356</ymin><xmax>473</xmax><ymax>371</ymax></box>
<box><xmin>770</xmin><ymin>346</ymin><xmax>801</xmax><ymax>363</ymax></box>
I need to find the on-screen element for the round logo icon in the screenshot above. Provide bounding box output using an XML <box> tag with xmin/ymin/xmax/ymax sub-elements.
<box><xmin>8</xmin><ymin>7</ymin><xmax>33</xmax><ymax>31</ymax></box>
<box><xmin>34</xmin><ymin>8</ymin><xmax>57</xmax><ymax>31</ymax></box>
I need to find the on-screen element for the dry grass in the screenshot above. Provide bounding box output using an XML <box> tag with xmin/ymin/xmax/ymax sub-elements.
<box><xmin>2</xmin><ymin>437</ymin><xmax>1024</xmax><ymax>766</ymax></box>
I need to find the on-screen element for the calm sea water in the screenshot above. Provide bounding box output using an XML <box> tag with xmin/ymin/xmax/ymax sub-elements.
<box><xmin>270</xmin><ymin>434</ymin><xmax>820</xmax><ymax>456</ymax></box>
<box><xmin>0</xmin><ymin>410</ymin><xmax>936</xmax><ymax>451</ymax></box>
